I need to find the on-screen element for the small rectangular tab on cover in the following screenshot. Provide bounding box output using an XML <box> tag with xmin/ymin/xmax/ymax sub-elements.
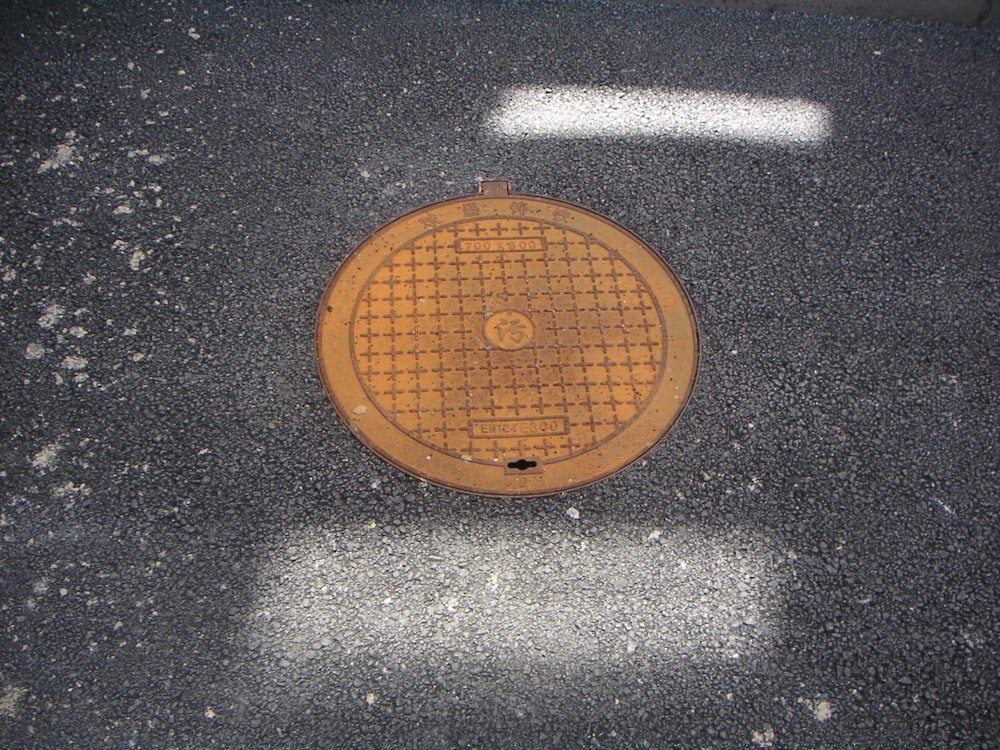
<box><xmin>478</xmin><ymin>180</ymin><xmax>512</xmax><ymax>196</ymax></box>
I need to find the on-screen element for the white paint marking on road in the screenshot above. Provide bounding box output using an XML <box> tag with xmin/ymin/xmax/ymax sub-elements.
<box><xmin>487</xmin><ymin>85</ymin><xmax>832</xmax><ymax>145</ymax></box>
<box><xmin>242</xmin><ymin>523</ymin><xmax>787</xmax><ymax>694</ymax></box>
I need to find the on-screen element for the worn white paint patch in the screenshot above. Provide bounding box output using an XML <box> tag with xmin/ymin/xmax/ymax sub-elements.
<box><xmin>752</xmin><ymin>726</ymin><xmax>776</xmax><ymax>747</ymax></box>
<box><xmin>61</xmin><ymin>355</ymin><xmax>88</xmax><ymax>370</ymax></box>
<box><xmin>114</xmin><ymin>204</ymin><xmax>134</xmax><ymax>215</ymax></box>
<box><xmin>37</xmin><ymin>143</ymin><xmax>77</xmax><ymax>173</ymax></box>
<box><xmin>0</xmin><ymin>685</ymin><xmax>28</xmax><ymax>718</ymax></box>
<box><xmin>67</xmin><ymin>326</ymin><xmax>87</xmax><ymax>338</ymax></box>
<box><xmin>799</xmin><ymin>696</ymin><xmax>835</xmax><ymax>721</ymax></box>
<box><xmin>25</xmin><ymin>342</ymin><xmax>47</xmax><ymax>359</ymax></box>
<box><xmin>148</xmin><ymin>154</ymin><xmax>168</xmax><ymax>166</ymax></box>
<box><xmin>31</xmin><ymin>442</ymin><xmax>62</xmax><ymax>470</ymax></box>
<box><xmin>37</xmin><ymin>303</ymin><xmax>66</xmax><ymax>329</ymax></box>
<box><xmin>53</xmin><ymin>481</ymin><xmax>91</xmax><ymax>498</ymax></box>
<box><xmin>129</xmin><ymin>249</ymin><xmax>147</xmax><ymax>271</ymax></box>
<box><xmin>244</xmin><ymin>523</ymin><xmax>786</xmax><ymax>694</ymax></box>
<box><xmin>814</xmin><ymin>700</ymin><xmax>834</xmax><ymax>721</ymax></box>
<box><xmin>933</xmin><ymin>497</ymin><xmax>955</xmax><ymax>515</ymax></box>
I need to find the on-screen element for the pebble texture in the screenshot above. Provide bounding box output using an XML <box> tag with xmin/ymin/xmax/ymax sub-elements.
<box><xmin>0</xmin><ymin>1</ymin><xmax>998</xmax><ymax>748</ymax></box>
<box><xmin>615</xmin><ymin>0</ymin><xmax>995</xmax><ymax>28</ymax></box>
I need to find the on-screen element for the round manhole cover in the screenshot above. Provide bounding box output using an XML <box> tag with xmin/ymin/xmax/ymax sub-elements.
<box><xmin>316</xmin><ymin>181</ymin><xmax>699</xmax><ymax>496</ymax></box>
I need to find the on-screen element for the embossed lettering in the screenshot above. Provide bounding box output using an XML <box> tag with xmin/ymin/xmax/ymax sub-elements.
<box><xmin>469</xmin><ymin>416</ymin><xmax>570</xmax><ymax>438</ymax></box>
<box><xmin>456</xmin><ymin>236</ymin><xmax>546</xmax><ymax>253</ymax></box>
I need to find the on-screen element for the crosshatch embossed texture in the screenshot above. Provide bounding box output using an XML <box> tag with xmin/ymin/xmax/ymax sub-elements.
<box><xmin>316</xmin><ymin>181</ymin><xmax>699</xmax><ymax>496</ymax></box>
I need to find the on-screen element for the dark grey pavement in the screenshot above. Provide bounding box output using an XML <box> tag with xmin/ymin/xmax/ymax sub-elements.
<box><xmin>2</xmin><ymin>1</ymin><xmax>998</xmax><ymax>748</ymax></box>
<box><xmin>621</xmin><ymin>0</ymin><xmax>998</xmax><ymax>28</ymax></box>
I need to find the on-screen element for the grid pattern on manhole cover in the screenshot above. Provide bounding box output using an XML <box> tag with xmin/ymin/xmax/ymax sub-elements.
<box><xmin>352</xmin><ymin>219</ymin><xmax>664</xmax><ymax>464</ymax></box>
<box><xmin>317</xmin><ymin>182</ymin><xmax>699</xmax><ymax>496</ymax></box>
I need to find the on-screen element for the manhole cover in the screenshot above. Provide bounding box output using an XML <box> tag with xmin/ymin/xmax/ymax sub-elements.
<box><xmin>316</xmin><ymin>181</ymin><xmax>699</xmax><ymax>496</ymax></box>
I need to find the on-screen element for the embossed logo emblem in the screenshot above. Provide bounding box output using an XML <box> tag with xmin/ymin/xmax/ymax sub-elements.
<box><xmin>484</xmin><ymin>310</ymin><xmax>535</xmax><ymax>350</ymax></box>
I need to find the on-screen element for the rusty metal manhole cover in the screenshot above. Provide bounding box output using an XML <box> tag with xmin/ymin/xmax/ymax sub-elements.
<box><xmin>316</xmin><ymin>181</ymin><xmax>699</xmax><ymax>496</ymax></box>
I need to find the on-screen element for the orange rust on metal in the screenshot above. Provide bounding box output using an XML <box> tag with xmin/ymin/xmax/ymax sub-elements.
<box><xmin>316</xmin><ymin>181</ymin><xmax>699</xmax><ymax>496</ymax></box>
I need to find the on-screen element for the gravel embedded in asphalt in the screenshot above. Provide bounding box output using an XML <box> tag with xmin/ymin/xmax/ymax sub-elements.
<box><xmin>1</xmin><ymin>1</ymin><xmax>998</xmax><ymax>747</ymax></box>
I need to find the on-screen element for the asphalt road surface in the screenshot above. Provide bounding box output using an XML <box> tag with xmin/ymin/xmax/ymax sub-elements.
<box><xmin>1</xmin><ymin>1</ymin><xmax>998</xmax><ymax>748</ymax></box>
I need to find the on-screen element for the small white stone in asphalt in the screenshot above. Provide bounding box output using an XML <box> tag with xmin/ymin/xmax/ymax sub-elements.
<box><xmin>61</xmin><ymin>356</ymin><xmax>88</xmax><ymax>370</ymax></box>
<box><xmin>37</xmin><ymin>143</ymin><xmax>76</xmax><ymax>173</ymax></box>
<box><xmin>37</xmin><ymin>303</ymin><xmax>65</xmax><ymax>329</ymax></box>
<box><xmin>31</xmin><ymin>442</ymin><xmax>62</xmax><ymax>470</ymax></box>
<box><xmin>0</xmin><ymin>685</ymin><xmax>28</xmax><ymax>718</ymax></box>
<box><xmin>752</xmin><ymin>726</ymin><xmax>775</xmax><ymax>748</ymax></box>
<box><xmin>565</xmin><ymin>506</ymin><xmax>580</xmax><ymax>520</ymax></box>
<box><xmin>798</xmin><ymin>697</ymin><xmax>835</xmax><ymax>721</ymax></box>
<box><xmin>25</xmin><ymin>343</ymin><xmax>47</xmax><ymax>359</ymax></box>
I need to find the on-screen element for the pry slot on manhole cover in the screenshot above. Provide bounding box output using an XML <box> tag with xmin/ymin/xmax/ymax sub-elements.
<box><xmin>316</xmin><ymin>180</ymin><xmax>699</xmax><ymax>496</ymax></box>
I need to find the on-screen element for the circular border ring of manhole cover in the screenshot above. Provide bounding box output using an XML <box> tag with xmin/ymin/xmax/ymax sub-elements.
<box><xmin>316</xmin><ymin>181</ymin><xmax>699</xmax><ymax>496</ymax></box>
